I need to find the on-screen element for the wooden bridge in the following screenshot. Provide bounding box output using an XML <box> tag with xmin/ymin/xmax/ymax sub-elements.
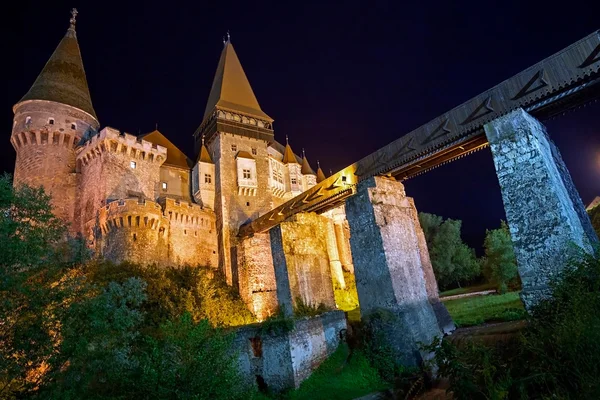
<box><xmin>239</xmin><ymin>30</ymin><xmax>600</xmax><ymax>237</ymax></box>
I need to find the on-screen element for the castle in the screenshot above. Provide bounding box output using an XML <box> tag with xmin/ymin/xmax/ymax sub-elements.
<box><xmin>10</xmin><ymin>10</ymin><xmax>356</xmax><ymax>289</ymax></box>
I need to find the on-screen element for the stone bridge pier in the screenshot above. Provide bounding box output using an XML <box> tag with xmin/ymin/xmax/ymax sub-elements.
<box><xmin>484</xmin><ymin>108</ymin><xmax>598</xmax><ymax>310</ymax></box>
<box><xmin>345</xmin><ymin>176</ymin><xmax>444</xmax><ymax>366</ymax></box>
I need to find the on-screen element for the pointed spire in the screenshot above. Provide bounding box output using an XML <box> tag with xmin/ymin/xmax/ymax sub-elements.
<box><xmin>202</xmin><ymin>39</ymin><xmax>272</xmax><ymax>123</ymax></box>
<box><xmin>316</xmin><ymin>161</ymin><xmax>326</xmax><ymax>183</ymax></box>
<box><xmin>198</xmin><ymin>134</ymin><xmax>213</xmax><ymax>163</ymax></box>
<box><xmin>301</xmin><ymin>149</ymin><xmax>316</xmax><ymax>175</ymax></box>
<box><xmin>16</xmin><ymin>8</ymin><xmax>97</xmax><ymax>120</ymax></box>
<box><xmin>282</xmin><ymin>137</ymin><xmax>299</xmax><ymax>165</ymax></box>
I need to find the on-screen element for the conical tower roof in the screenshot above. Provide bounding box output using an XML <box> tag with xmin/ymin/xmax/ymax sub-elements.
<box><xmin>16</xmin><ymin>9</ymin><xmax>97</xmax><ymax>120</ymax></box>
<box><xmin>301</xmin><ymin>151</ymin><xmax>316</xmax><ymax>175</ymax></box>
<box><xmin>197</xmin><ymin>136</ymin><xmax>213</xmax><ymax>164</ymax></box>
<box><xmin>282</xmin><ymin>139</ymin><xmax>299</xmax><ymax>165</ymax></box>
<box><xmin>316</xmin><ymin>162</ymin><xmax>326</xmax><ymax>183</ymax></box>
<box><xmin>203</xmin><ymin>40</ymin><xmax>272</xmax><ymax>122</ymax></box>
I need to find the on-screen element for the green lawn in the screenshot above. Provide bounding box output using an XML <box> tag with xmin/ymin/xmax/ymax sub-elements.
<box><xmin>444</xmin><ymin>291</ymin><xmax>527</xmax><ymax>327</ymax></box>
<box><xmin>440</xmin><ymin>282</ymin><xmax>496</xmax><ymax>298</ymax></box>
<box><xmin>255</xmin><ymin>343</ymin><xmax>388</xmax><ymax>399</ymax></box>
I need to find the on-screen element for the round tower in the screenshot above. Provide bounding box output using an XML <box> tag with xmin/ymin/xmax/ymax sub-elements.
<box><xmin>10</xmin><ymin>9</ymin><xmax>99</xmax><ymax>230</ymax></box>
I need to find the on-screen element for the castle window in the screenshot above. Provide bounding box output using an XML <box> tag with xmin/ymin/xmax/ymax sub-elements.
<box><xmin>246</xmin><ymin>201</ymin><xmax>250</xmax><ymax>207</ymax></box>
<box><xmin>132</xmin><ymin>233</ymin><xmax>137</xmax><ymax>241</ymax></box>
<box><xmin>161</xmin><ymin>182</ymin><xmax>167</xmax><ymax>190</ymax></box>
<box><xmin>48</xmin><ymin>118</ymin><xmax>55</xmax><ymax>125</ymax></box>
<box><xmin>291</xmin><ymin>178</ymin><xmax>297</xmax><ymax>185</ymax></box>
<box><xmin>71</xmin><ymin>123</ymin><xmax>76</xmax><ymax>130</ymax></box>
<box><xmin>194</xmin><ymin>231</ymin><xmax>198</xmax><ymax>237</ymax></box>
<box><xmin>204</xmin><ymin>174</ymin><xmax>212</xmax><ymax>184</ymax></box>
<box><xmin>130</xmin><ymin>161</ymin><xmax>136</xmax><ymax>169</ymax></box>
<box><xmin>231</xmin><ymin>144</ymin><xmax>237</xmax><ymax>152</ymax></box>
<box><xmin>243</xmin><ymin>169</ymin><xmax>251</xmax><ymax>179</ymax></box>
<box><xmin>184</xmin><ymin>229</ymin><xmax>187</xmax><ymax>235</ymax></box>
<box><xmin>25</xmin><ymin>116</ymin><xmax>31</xmax><ymax>125</ymax></box>
<box><xmin>251</xmin><ymin>148</ymin><xmax>257</xmax><ymax>156</ymax></box>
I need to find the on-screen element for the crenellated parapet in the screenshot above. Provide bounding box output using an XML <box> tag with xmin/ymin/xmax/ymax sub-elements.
<box><xmin>93</xmin><ymin>198</ymin><xmax>168</xmax><ymax>266</ymax></box>
<box><xmin>76</xmin><ymin>127</ymin><xmax>167</xmax><ymax>167</ymax></box>
<box><xmin>158</xmin><ymin>197</ymin><xmax>218</xmax><ymax>267</ymax></box>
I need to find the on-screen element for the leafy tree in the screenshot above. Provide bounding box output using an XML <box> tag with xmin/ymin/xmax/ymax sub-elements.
<box><xmin>482</xmin><ymin>221</ymin><xmax>518</xmax><ymax>294</ymax></box>
<box><xmin>418</xmin><ymin>213</ymin><xmax>480</xmax><ymax>290</ymax></box>
<box><xmin>0</xmin><ymin>174</ymin><xmax>84</xmax><ymax>397</ymax></box>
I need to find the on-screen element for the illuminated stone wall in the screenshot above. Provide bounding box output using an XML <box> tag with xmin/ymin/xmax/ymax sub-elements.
<box><xmin>233</xmin><ymin>310</ymin><xmax>346</xmax><ymax>392</ymax></box>
<box><xmin>270</xmin><ymin>212</ymin><xmax>336</xmax><ymax>310</ymax></box>
<box><xmin>235</xmin><ymin>233</ymin><xmax>278</xmax><ymax>320</ymax></box>
<box><xmin>209</xmin><ymin>133</ymin><xmax>274</xmax><ymax>285</ymax></box>
<box><xmin>160</xmin><ymin>198</ymin><xmax>218</xmax><ymax>267</ymax></box>
<box><xmin>484</xmin><ymin>108</ymin><xmax>599</xmax><ymax>310</ymax></box>
<box><xmin>345</xmin><ymin>176</ymin><xmax>441</xmax><ymax>366</ymax></box>
<box><xmin>11</xmin><ymin>100</ymin><xmax>98</xmax><ymax>232</ymax></box>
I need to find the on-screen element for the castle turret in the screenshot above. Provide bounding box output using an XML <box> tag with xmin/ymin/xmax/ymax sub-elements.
<box><xmin>300</xmin><ymin>149</ymin><xmax>317</xmax><ymax>190</ymax></box>
<box><xmin>282</xmin><ymin>137</ymin><xmax>302</xmax><ymax>196</ymax></box>
<box><xmin>192</xmin><ymin>136</ymin><xmax>216</xmax><ymax>209</ymax></box>
<box><xmin>10</xmin><ymin>9</ymin><xmax>99</xmax><ymax>231</ymax></box>
<box><xmin>316</xmin><ymin>161</ymin><xmax>327</xmax><ymax>183</ymax></box>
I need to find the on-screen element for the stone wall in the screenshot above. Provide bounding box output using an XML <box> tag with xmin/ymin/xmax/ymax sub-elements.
<box><xmin>11</xmin><ymin>100</ymin><xmax>98</xmax><ymax>232</ymax></box>
<box><xmin>158</xmin><ymin>164</ymin><xmax>191</xmax><ymax>200</ymax></box>
<box><xmin>235</xmin><ymin>233</ymin><xmax>279</xmax><ymax>320</ymax></box>
<box><xmin>95</xmin><ymin>199</ymin><xmax>168</xmax><ymax>265</ymax></box>
<box><xmin>484</xmin><ymin>108</ymin><xmax>599</xmax><ymax>309</ymax></box>
<box><xmin>233</xmin><ymin>310</ymin><xmax>346</xmax><ymax>392</ymax></box>
<box><xmin>345</xmin><ymin>176</ymin><xmax>441</xmax><ymax>366</ymax></box>
<box><xmin>271</xmin><ymin>213</ymin><xmax>336</xmax><ymax>310</ymax></box>
<box><xmin>160</xmin><ymin>197</ymin><xmax>218</xmax><ymax>267</ymax></box>
<box><xmin>210</xmin><ymin>132</ymin><xmax>275</xmax><ymax>285</ymax></box>
<box><xmin>77</xmin><ymin>127</ymin><xmax>166</xmax><ymax>231</ymax></box>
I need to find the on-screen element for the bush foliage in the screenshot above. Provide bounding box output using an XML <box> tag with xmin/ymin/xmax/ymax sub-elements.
<box><xmin>482</xmin><ymin>221</ymin><xmax>519</xmax><ymax>294</ymax></box>
<box><xmin>424</xmin><ymin>247</ymin><xmax>600</xmax><ymax>399</ymax></box>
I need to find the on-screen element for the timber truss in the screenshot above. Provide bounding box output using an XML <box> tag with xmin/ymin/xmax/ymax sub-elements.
<box><xmin>239</xmin><ymin>30</ymin><xmax>600</xmax><ymax>238</ymax></box>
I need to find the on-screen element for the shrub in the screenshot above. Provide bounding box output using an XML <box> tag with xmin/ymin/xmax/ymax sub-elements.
<box><xmin>482</xmin><ymin>221</ymin><xmax>519</xmax><ymax>294</ymax></box>
<box><xmin>293</xmin><ymin>297</ymin><xmax>331</xmax><ymax>317</ymax></box>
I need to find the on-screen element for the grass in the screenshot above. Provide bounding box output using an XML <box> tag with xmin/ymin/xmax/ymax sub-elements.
<box><xmin>444</xmin><ymin>291</ymin><xmax>527</xmax><ymax>327</ymax></box>
<box><xmin>256</xmin><ymin>343</ymin><xmax>388</xmax><ymax>399</ymax></box>
<box><xmin>440</xmin><ymin>282</ymin><xmax>496</xmax><ymax>298</ymax></box>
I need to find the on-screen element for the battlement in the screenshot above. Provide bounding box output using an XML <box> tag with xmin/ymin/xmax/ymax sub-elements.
<box><xmin>98</xmin><ymin>198</ymin><xmax>166</xmax><ymax>235</ymax></box>
<box><xmin>160</xmin><ymin>197</ymin><xmax>216</xmax><ymax>229</ymax></box>
<box><xmin>76</xmin><ymin>127</ymin><xmax>167</xmax><ymax>166</ymax></box>
<box><xmin>11</xmin><ymin>129</ymin><xmax>79</xmax><ymax>151</ymax></box>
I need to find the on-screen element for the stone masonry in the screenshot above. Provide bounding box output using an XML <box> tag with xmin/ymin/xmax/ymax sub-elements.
<box><xmin>345</xmin><ymin>176</ymin><xmax>442</xmax><ymax>366</ymax></box>
<box><xmin>484</xmin><ymin>108</ymin><xmax>599</xmax><ymax>309</ymax></box>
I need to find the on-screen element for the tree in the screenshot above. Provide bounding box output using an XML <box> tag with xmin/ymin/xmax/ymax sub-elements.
<box><xmin>482</xmin><ymin>221</ymin><xmax>518</xmax><ymax>294</ymax></box>
<box><xmin>418</xmin><ymin>212</ymin><xmax>480</xmax><ymax>290</ymax></box>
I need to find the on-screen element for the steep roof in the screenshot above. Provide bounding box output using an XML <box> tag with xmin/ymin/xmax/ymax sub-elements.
<box><xmin>203</xmin><ymin>41</ymin><xmax>272</xmax><ymax>122</ymax></box>
<box><xmin>282</xmin><ymin>142</ymin><xmax>300</xmax><ymax>165</ymax></box>
<box><xmin>316</xmin><ymin>165</ymin><xmax>326</xmax><ymax>183</ymax></box>
<box><xmin>17</xmin><ymin>19</ymin><xmax>97</xmax><ymax>120</ymax></box>
<box><xmin>198</xmin><ymin>143</ymin><xmax>213</xmax><ymax>163</ymax></box>
<box><xmin>269</xmin><ymin>140</ymin><xmax>302</xmax><ymax>164</ymax></box>
<box><xmin>301</xmin><ymin>155</ymin><xmax>316</xmax><ymax>175</ymax></box>
<box><xmin>139</xmin><ymin>130</ymin><xmax>192</xmax><ymax>169</ymax></box>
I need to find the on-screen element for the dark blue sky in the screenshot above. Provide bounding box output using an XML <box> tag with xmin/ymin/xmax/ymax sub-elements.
<box><xmin>2</xmin><ymin>0</ymin><xmax>599</xmax><ymax>252</ymax></box>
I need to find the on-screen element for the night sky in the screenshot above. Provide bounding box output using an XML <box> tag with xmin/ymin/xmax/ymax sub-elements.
<box><xmin>2</xmin><ymin>1</ymin><xmax>599</xmax><ymax>253</ymax></box>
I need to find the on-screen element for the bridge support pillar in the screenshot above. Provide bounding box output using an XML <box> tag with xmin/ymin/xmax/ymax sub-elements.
<box><xmin>484</xmin><ymin>108</ymin><xmax>598</xmax><ymax>310</ymax></box>
<box><xmin>269</xmin><ymin>213</ymin><xmax>336</xmax><ymax>316</ymax></box>
<box><xmin>345</xmin><ymin>176</ymin><xmax>442</xmax><ymax>366</ymax></box>
<box><xmin>234</xmin><ymin>233</ymin><xmax>279</xmax><ymax>321</ymax></box>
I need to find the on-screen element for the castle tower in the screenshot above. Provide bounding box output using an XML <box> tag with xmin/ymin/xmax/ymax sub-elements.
<box><xmin>282</xmin><ymin>138</ymin><xmax>302</xmax><ymax>196</ymax></box>
<box><xmin>316</xmin><ymin>161</ymin><xmax>327</xmax><ymax>183</ymax></box>
<box><xmin>193</xmin><ymin>37</ymin><xmax>275</xmax><ymax>285</ymax></box>
<box><xmin>10</xmin><ymin>9</ymin><xmax>99</xmax><ymax>231</ymax></box>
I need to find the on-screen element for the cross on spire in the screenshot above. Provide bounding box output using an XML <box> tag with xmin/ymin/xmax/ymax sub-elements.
<box><xmin>201</xmin><ymin>134</ymin><xmax>205</xmax><ymax>146</ymax></box>
<box><xmin>302</xmin><ymin>148</ymin><xmax>306</xmax><ymax>157</ymax></box>
<box><xmin>285</xmin><ymin>135</ymin><xmax>289</xmax><ymax>145</ymax></box>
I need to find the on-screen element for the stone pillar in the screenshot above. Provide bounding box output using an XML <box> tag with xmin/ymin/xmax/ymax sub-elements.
<box><xmin>235</xmin><ymin>233</ymin><xmax>279</xmax><ymax>321</ymax></box>
<box><xmin>331</xmin><ymin>207</ymin><xmax>355</xmax><ymax>274</ymax></box>
<box><xmin>325</xmin><ymin>219</ymin><xmax>346</xmax><ymax>289</ymax></box>
<box><xmin>270</xmin><ymin>213</ymin><xmax>336</xmax><ymax>315</ymax></box>
<box><xmin>345</xmin><ymin>176</ymin><xmax>441</xmax><ymax>366</ymax></box>
<box><xmin>407</xmin><ymin>198</ymin><xmax>455</xmax><ymax>334</ymax></box>
<box><xmin>484</xmin><ymin>108</ymin><xmax>598</xmax><ymax>310</ymax></box>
